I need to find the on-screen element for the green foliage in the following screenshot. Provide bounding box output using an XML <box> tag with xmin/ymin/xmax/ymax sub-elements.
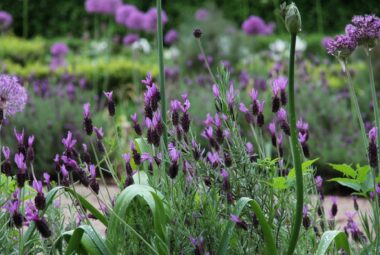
<box><xmin>316</xmin><ymin>231</ymin><xmax>351</xmax><ymax>255</ymax></box>
<box><xmin>0</xmin><ymin>36</ymin><xmax>46</xmax><ymax>64</ymax></box>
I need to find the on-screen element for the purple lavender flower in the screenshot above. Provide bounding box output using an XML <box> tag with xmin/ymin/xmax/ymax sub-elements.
<box><xmin>195</xmin><ymin>9</ymin><xmax>209</xmax><ymax>21</ymax></box>
<box><xmin>191</xmin><ymin>140</ymin><xmax>202</xmax><ymax>161</ymax></box>
<box><xmin>143</xmin><ymin>8</ymin><xmax>168</xmax><ymax>33</ymax></box>
<box><xmin>298</xmin><ymin>132</ymin><xmax>310</xmax><ymax>157</ymax></box>
<box><xmin>85</xmin><ymin>0</ymin><xmax>121</xmax><ymax>15</ymax></box>
<box><xmin>142</xmin><ymin>72</ymin><xmax>153</xmax><ymax>87</ymax></box>
<box><xmin>242</xmin><ymin>16</ymin><xmax>275</xmax><ymax>36</ymax></box>
<box><xmin>104</xmin><ymin>91</ymin><xmax>115</xmax><ymax>116</ymax></box>
<box><xmin>2</xmin><ymin>146</ymin><xmax>11</xmax><ymax>176</ymax></box>
<box><xmin>226</xmin><ymin>84</ymin><xmax>237</xmax><ymax>115</ymax></box>
<box><xmin>274</xmin><ymin>76</ymin><xmax>288</xmax><ymax>105</ymax></box>
<box><xmin>368</xmin><ymin>127</ymin><xmax>378</xmax><ymax>168</ymax></box>
<box><xmin>347</xmin><ymin>15</ymin><xmax>380</xmax><ymax>47</ymax></box>
<box><xmin>62</xmin><ymin>131</ymin><xmax>77</xmax><ymax>151</ymax></box>
<box><xmin>230</xmin><ymin>214</ymin><xmax>248</xmax><ymax>230</ymax></box>
<box><xmin>220</xmin><ymin>168</ymin><xmax>230</xmax><ymax>191</ymax></box>
<box><xmin>123</xmin><ymin>34</ymin><xmax>139</xmax><ymax>46</ymax></box>
<box><xmin>268</xmin><ymin>122</ymin><xmax>277</xmax><ymax>146</ymax></box>
<box><xmin>15</xmin><ymin>153</ymin><xmax>27</xmax><ymax>187</ymax></box>
<box><xmin>83</xmin><ymin>103</ymin><xmax>93</xmax><ymax>135</ymax></box>
<box><xmin>164</xmin><ymin>29</ymin><xmax>178</xmax><ymax>45</ymax></box>
<box><xmin>168</xmin><ymin>144</ymin><xmax>181</xmax><ymax>178</ymax></box>
<box><xmin>33</xmin><ymin>179</ymin><xmax>46</xmax><ymax>210</ymax></box>
<box><xmin>239</xmin><ymin>71</ymin><xmax>250</xmax><ymax>88</ymax></box>
<box><xmin>239</xmin><ymin>103</ymin><xmax>254</xmax><ymax>124</ymax></box>
<box><xmin>130</xmin><ymin>141</ymin><xmax>141</xmax><ymax>165</ymax></box>
<box><xmin>43</xmin><ymin>173</ymin><xmax>51</xmax><ymax>187</ymax></box>
<box><xmin>115</xmin><ymin>4</ymin><xmax>137</xmax><ymax>24</ymax></box>
<box><xmin>25</xmin><ymin>201</ymin><xmax>52</xmax><ymax>238</ymax></box>
<box><xmin>0</xmin><ymin>75</ymin><xmax>27</xmax><ymax>121</ymax></box>
<box><xmin>271</xmin><ymin>80</ymin><xmax>281</xmax><ymax>113</ymax></box>
<box><xmin>329</xmin><ymin>196</ymin><xmax>338</xmax><ymax>218</ymax></box>
<box><xmin>27</xmin><ymin>135</ymin><xmax>35</xmax><ymax>162</ymax></box>
<box><xmin>302</xmin><ymin>205</ymin><xmax>311</xmax><ymax>229</ymax></box>
<box><xmin>5</xmin><ymin>200</ymin><xmax>23</xmax><ymax>228</ymax></box>
<box><xmin>246</xmin><ymin>142</ymin><xmax>256</xmax><ymax>162</ymax></box>
<box><xmin>207</xmin><ymin>151</ymin><xmax>221</xmax><ymax>168</ymax></box>
<box><xmin>277</xmin><ymin>108</ymin><xmax>290</xmax><ymax>136</ymax></box>
<box><xmin>326</xmin><ymin>34</ymin><xmax>357</xmax><ymax>59</ymax></box>
<box><xmin>0</xmin><ymin>11</ymin><xmax>12</xmax><ymax>31</ymax></box>
<box><xmin>88</xmin><ymin>164</ymin><xmax>99</xmax><ymax>194</ymax></box>
<box><xmin>131</xmin><ymin>113</ymin><xmax>142</xmax><ymax>136</ymax></box>
<box><xmin>212</xmin><ymin>84</ymin><xmax>220</xmax><ymax>99</ymax></box>
<box><xmin>256</xmin><ymin>101</ymin><xmax>265</xmax><ymax>127</ymax></box>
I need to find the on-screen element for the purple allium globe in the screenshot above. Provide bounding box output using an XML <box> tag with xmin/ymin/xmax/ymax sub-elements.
<box><xmin>85</xmin><ymin>0</ymin><xmax>122</xmax><ymax>15</ymax></box>
<box><xmin>125</xmin><ymin>9</ymin><xmax>145</xmax><ymax>30</ymax></box>
<box><xmin>195</xmin><ymin>9</ymin><xmax>209</xmax><ymax>21</ymax></box>
<box><xmin>346</xmin><ymin>14</ymin><xmax>380</xmax><ymax>47</ymax></box>
<box><xmin>325</xmin><ymin>34</ymin><xmax>357</xmax><ymax>59</ymax></box>
<box><xmin>143</xmin><ymin>8</ymin><xmax>168</xmax><ymax>33</ymax></box>
<box><xmin>164</xmin><ymin>29</ymin><xmax>178</xmax><ymax>45</ymax></box>
<box><xmin>0</xmin><ymin>11</ymin><xmax>12</xmax><ymax>32</ymax></box>
<box><xmin>115</xmin><ymin>4</ymin><xmax>137</xmax><ymax>25</ymax></box>
<box><xmin>242</xmin><ymin>16</ymin><xmax>275</xmax><ymax>36</ymax></box>
<box><xmin>321</xmin><ymin>36</ymin><xmax>333</xmax><ymax>49</ymax></box>
<box><xmin>50</xmin><ymin>43</ymin><xmax>69</xmax><ymax>57</ymax></box>
<box><xmin>0</xmin><ymin>75</ymin><xmax>27</xmax><ymax>120</ymax></box>
<box><xmin>123</xmin><ymin>34</ymin><xmax>139</xmax><ymax>46</ymax></box>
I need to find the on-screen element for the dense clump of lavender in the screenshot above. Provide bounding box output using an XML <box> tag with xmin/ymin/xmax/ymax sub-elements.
<box><xmin>0</xmin><ymin>11</ymin><xmax>12</xmax><ymax>32</ymax></box>
<box><xmin>242</xmin><ymin>16</ymin><xmax>275</xmax><ymax>36</ymax></box>
<box><xmin>0</xmin><ymin>75</ymin><xmax>27</xmax><ymax>121</ymax></box>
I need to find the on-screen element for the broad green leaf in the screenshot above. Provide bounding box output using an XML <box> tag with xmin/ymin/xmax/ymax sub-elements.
<box><xmin>288</xmin><ymin>158</ymin><xmax>319</xmax><ymax>179</ymax></box>
<box><xmin>65</xmin><ymin>227</ymin><xmax>85</xmax><ymax>255</ymax></box>
<box><xmin>328</xmin><ymin>178</ymin><xmax>361</xmax><ymax>192</ymax></box>
<box><xmin>133</xmin><ymin>171</ymin><xmax>149</xmax><ymax>185</ymax></box>
<box><xmin>152</xmin><ymin>192</ymin><xmax>170</xmax><ymax>255</ymax></box>
<box><xmin>356</xmin><ymin>165</ymin><xmax>370</xmax><ymax>182</ymax></box>
<box><xmin>329</xmin><ymin>163</ymin><xmax>356</xmax><ymax>178</ymax></box>
<box><xmin>217</xmin><ymin>197</ymin><xmax>276</xmax><ymax>255</ymax></box>
<box><xmin>316</xmin><ymin>230</ymin><xmax>350</xmax><ymax>255</ymax></box>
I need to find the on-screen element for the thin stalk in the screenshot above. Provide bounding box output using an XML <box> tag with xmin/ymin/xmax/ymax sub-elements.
<box><xmin>342</xmin><ymin>61</ymin><xmax>368</xmax><ymax>150</ymax></box>
<box><xmin>156</xmin><ymin>0</ymin><xmax>168</xmax><ymax>150</ymax></box>
<box><xmin>286</xmin><ymin>33</ymin><xmax>303</xmax><ymax>255</ymax></box>
<box><xmin>196</xmin><ymin>39</ymin><xmax>217</xmax><ymax>85</ymax></box>
<box><xmin>366</xmin><ymin>48</ymin><xmax>380</xmax><ymax>253</ymax></box>
<box><xmin>249</xmin><ymin>125</ymin><xmax>265</xmax><ymax>158</ymax></box>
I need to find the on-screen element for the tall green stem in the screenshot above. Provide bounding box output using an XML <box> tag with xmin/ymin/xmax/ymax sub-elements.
<box><xmin>156</xmin><ymin>0</ymin><xmax>168</xmax><ymax>149</ymax></box>
<box><xmin>286</xmin><ymin>33</ymin><xmax>303</xmax><ymax>255</ymax></box>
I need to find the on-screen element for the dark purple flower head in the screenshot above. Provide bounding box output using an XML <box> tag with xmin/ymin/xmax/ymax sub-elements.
<box><xmin>115</xmin><ymin>4</ymin><xmax>137</xmax><ymax>24</ymax></box>
<box><xmin>142</xmin><ymin>72</ymin><xmax>153</xmax><ymax>87</ymax></box>
<box><xmin>94</xmin><ymin>127</ymin><xmax>104</xmax><ymax>140</ymax></box>
<box><xmin>0</xmin><ymin>11</ymin><xmax>12</xmax><ymax>31</ymax></box>
<box><xmin>28</xmin><ymin>135</ymin><xmax>35</xmax><ymax>147</ymax></box>
<box><xmin>329</xmin><ymin>196</ymin><xmax>338</xmax><ymax>218</ymax></box>
<box><xmin>5</xmin><ymin>200</ymin><xmax>19</xmax><ymax>214</ymax></box>
<box><xmin>230</xmin><ymin>214</ymin><xmax>248</xmax><ymax>230</ymax></box>
<box><xmin>123</xmin><ymin>34</ymin><xmax>139</xmax><ymax>46</ymax></box>
<box><xmin>369</xmin><ymin>127</ymin><xmax>378</xmax><ymax>143</ymax></box>
<box><xmin>272</xmin><ymin>81</ymin><xmax>281</xmax><ymax>96</ymax></box>
<box><xmin>104</xmin><ymin>91</ymin><xmax>113</xmax><ymax>102</ymax></box>
<box><xmin>277</xmin><ymin>108</ymin><xmax>287</xmax><ymax>122</ymax></box>
<box><xmin>326</xmin><ymin>34</ymin><xmax>357</xmax><ymax>59</ymax></box>
<box><xmin>348</xmin><ymin>15</ymin><xmax>380</xmax><ymax>47</ymax></box>
<box><xmin>2</xmin><ymin>146</ymin><xmax>10</xmax><ymax>160</ymax></box>
<box><xmin>221</xmin><ymin>168</ymin><xmax>229</xmax><ymax>178</ymax></box>
<box><xmin>303</xmin><ymin>205</ymin><xmax>308</xmax><ymax>217</ymax></box>
<box><xmin>269</xmin><ymin>122</ymin><xmax>276</xmax><ymax>136</ymax></box>
<box><xmin>277</xmin><ymin>134</ymin><xmax>283</xmax><ymax>146</ymax></box>
<box><xmin>62</xmin><ymin>131</ymin><xmax>77</xmax><ymax>150</ymax></box>
<box><xmin>43</xmin><ymin>173</ymin><xmax>50</xmax><ymax>186</ymax></box>
<box><xmin>242</xmin><ymin>16</ymin><xmax>275</xmax><ymax>36</ymax></box>
<box><xmin>164</xmin><ymin>29</ymin><xmax>179</xmax><ymax>45</ymax></box>
<box><xmin>0</xmin><ymin>75</ymin><xmax>27</xmax><ymax>119</ymax></box>
<box><xmin>83</xmin><ymin>103</ymin><xmax>91</xmax><ymax>118</ymax></box>
<box><xmin>195</xmin><ymin>9</ymin><xmax>209</xmax><ymax>21</ymax></box>
<box><xmin>33</xmin><ymin>179</ymin><xmax>43</xmax><ymax>194</ymax></box>
<box><xmin>50</xmin><ymin>43</ymin><xmax>69</xmax><ymax>57</ymax></box>
<box><xmin>143</xmin><ymin>8</ymin><xmax>168</xmax><ymax>33</ymax></box>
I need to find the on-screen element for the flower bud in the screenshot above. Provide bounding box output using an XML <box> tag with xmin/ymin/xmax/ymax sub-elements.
<box><xmin>284</xmin><ymin>3</ymin><xmax>302</xmax><ymax>34</ymax></box>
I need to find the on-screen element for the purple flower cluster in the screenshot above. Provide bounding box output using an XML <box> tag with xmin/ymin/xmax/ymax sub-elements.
<box><xmin>50</xmin><ymin>43</ymin><xmax>69</xmax><ymax>71</ymax></box>
<box><xmin>242</xmin><ymin>16</ymin><xmax>275</xmax><ymax>36</ymax></box>
<box><xmin>0</xmin><ymin>10</ymin><xmax>12</xmax><ymax>32</ymax></box>
<box><xmin>85</xmin><ymin>0</ymin><xmax>122</xmax><ymax>15</ymax></box>
<box><xmin>164</xmin><ymin>29</ymin><xmax>179</xmax><ymax>45</ymax></box>
<box><xmin>123</xmin><ymin>33</ymin><xmax>139</xmax><ymax>46</ymax></box>
<box><xmin>326</xmin><ymin>14</ymin><xmax>380</xmax><ymax>58</ymax></box>
<box><xmin>0</xmin><ymin>75</ymin><xmax>27</xmax><ymax>121</ymax></box>
<box><xmin>115</xmin><ymin>5</ymin><xmax>168</xmax><ymax>33</ymax></box>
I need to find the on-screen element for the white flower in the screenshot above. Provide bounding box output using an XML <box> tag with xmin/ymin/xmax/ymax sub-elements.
<box><xmin>131</xmin><ymin>38</ymin><xmax>151</xmax><ymax>54</ymax></box>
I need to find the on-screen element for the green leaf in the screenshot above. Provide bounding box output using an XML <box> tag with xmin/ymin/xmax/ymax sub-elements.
<box><xmin>329</xmin><ymin>163</ymin><xmax>356</xmax><ymax>178</ymax></box>
<box><xmin>271</xmin><ymin>177</ymin><xmax>288</xmax><ymax>190</ymax></box>
<box><xmin>288</xmin><ymin>158</ymin><xmax>319</xmax><ymax>179</ymax></box>
<box><xmin>316</xmin><ymin>230</ymin><xmax>351</xmax><ymax>255</ymax></box>
<box><xmin>65</xmin><ymin>227</ymin><xmax>85</xmax><ymax>255</ymax></box>
<box><xmin>217</xmin><ymin>197</ymin><xmax>276</xmax><ymax>255</ymax></box>
<box><xmin>328</xmin><ymin>178</ymin><xmax>361</xmax><ymax>192</ymax></box>
<box><xmin>356</xmin><ymin>165</ymin><xmax>370</xmax><ymax>182</ymax></box>
<box><xmin>152</xmin><ymin>192</ymin><xmax>170</xmax><ymax>255</ymax></box>
<box><xmin>133</xmin><ymin>171</ymin><xmax>149</xmax><ymax>185</ymax></box>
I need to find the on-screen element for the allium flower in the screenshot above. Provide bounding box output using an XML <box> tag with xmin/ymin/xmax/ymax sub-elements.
<box><xmin>0</xmin><ymin>11</ymin><xmax>12</xmax><ymax>31</ymax></box>
<box><xmin>123</xmin><ymin>34</ymin><xmax>139</xmax><ymax>46</ymax></box>
<box><xmin>126</xmin><ymin>9</ymin><xmax>145</xmax><ymax>30</ymax></box>
<box><xmin>143</xmin><ymin>8</ymin><xmax>168</xmax><ymax>33</ymax></box>
<box><xmin>195</xmin><ymin>9</ymin><xmax>209</xmax><ymax>21</ymax></box>
<box><xmin>368</xmin><ymin>127</ymin><xmax>378</xmax><ymax>168</ymax></box>
<box><xmin>115</xmin><ymin>4</ymin><xmax>137</xmax><ymax>24</ymax></box>
<box><xmin>0</xmin><ymin>75</ymin><xmax>27</xmax><ymax>121</ymax></box>
<box><xmin>326</xmin><ymin>34</ymin><xmax>357</xmax><ymax>59</ymax></box>
<box><xmin>242</xmin><ymin>16</ymin><xmax>275</xmax><ymax>36</ymax></box>
<box><xmin>164</xmin><ymin>29</ymin><xmax>179</xmax><ymax>45</ymax></box>
<box><xmin>85</xmin><ymin>0</ymin><xmax>121</xmax><ymax>15</ymax></box>
<box><xmin>50</xmin><ymin>43</ymin><xmax>69</xmax><ymax>57</ymax></box>
<box><xmin>321</xmin><ymin>36</ymin><xmax>333</xmax><ymax>49</ymax></box>
<box><xmin>347</xmin><ymin>15</ymin><xmax>380</xmax><ymax>47</ymax></box>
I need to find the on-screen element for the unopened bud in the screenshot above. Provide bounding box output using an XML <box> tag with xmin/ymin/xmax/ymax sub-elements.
<box><xmin>284</xmin><ymin>3</ymin><xmax>302</xmax><ymax>34</ymax></box>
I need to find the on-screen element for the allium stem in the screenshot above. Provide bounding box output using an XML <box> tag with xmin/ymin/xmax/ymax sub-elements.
<box><xmin>196</xmin><ymin>39</ymin><xmax>217</xmax><ymax>85</ymax></box>
<box><xmin>286</xmin><ymin>33</ymin><xmax>303</xmax><ymax>255</ymax></box>
<box><xmin>343</xmin><ymin>62</ymin><xmax>368</xmax><ymax>150</ymax></box>
<box><xmin>366</xmin><ymin>49</ymin><xmax>380</xmax><ymax>253</ymax></box>
<box><xmin>156</xmin><ymin>0</ymin><xmax>168</xmax><ymax>149</ymax></box>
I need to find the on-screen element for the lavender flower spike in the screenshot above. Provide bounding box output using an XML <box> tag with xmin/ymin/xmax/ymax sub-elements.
<box><xmin>368</xmin><ymin>126</ymin><xmax>378</xmax><ymax>168</ymax></box>
<box><xmin>104</xmin><ymin>91</ymin><xmax>115</xmax><ymax>116</ymax></box>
